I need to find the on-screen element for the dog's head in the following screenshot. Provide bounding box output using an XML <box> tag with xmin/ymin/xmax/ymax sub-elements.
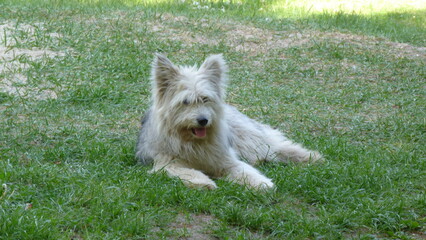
<box><xmin>151</xmin><ymin>54</ymin><xmax>228</xmax><ymax>141</ymax></box>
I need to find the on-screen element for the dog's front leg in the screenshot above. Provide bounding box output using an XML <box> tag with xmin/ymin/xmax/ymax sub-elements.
<box><xmin>225</xmin><ymin>159</ymin><xmax>274</xmax><ymax>190</ymax></box>
<box><xmin>152</xmin><ymin>154</ymin><xmax>217</xmax><ymax>189</ymax></box>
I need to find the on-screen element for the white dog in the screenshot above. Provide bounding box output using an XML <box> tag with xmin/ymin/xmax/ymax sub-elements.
<box><xmin>136</xmin><ymin>54</ymin><xmax>322</xmax><ymax>189</ymax></box>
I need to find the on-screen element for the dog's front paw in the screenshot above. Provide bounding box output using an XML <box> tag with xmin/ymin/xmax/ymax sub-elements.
<box><xmin>250</xmin><ymin>178</ymin><xmax>275</xmax><ymax>190</ymax></box>
<box><xmin>183</xmin><ymin>179</ymin><xmax>218</xmax><ymax>190</ymax></box>
<box><xmin>240</xmin><ymin>174</ymin><xmax>275</xmax><ymax>190</ymax></box>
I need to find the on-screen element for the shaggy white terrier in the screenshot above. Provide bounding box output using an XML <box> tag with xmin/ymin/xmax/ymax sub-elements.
<box><xmin>136</xmin><ymin>54</ymin><xmax>322</xmax><ymax>189</ymax></box>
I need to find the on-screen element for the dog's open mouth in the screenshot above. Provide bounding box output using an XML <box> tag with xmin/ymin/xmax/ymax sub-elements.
<box><xmin>191</xmin><ymin>127</ymin><xmax>207</xmax><ymax>138</ymax></box>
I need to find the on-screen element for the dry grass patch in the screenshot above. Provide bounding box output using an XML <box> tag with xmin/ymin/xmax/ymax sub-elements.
<box><xmin>145</xmin><ymin>13</ymin><xmax>425</xmax><ymax>62</ymax></box>
<box><xmin>146</xmin><ymin>14</ymin><xmax>309</xmax><ymax>55</ymax></box>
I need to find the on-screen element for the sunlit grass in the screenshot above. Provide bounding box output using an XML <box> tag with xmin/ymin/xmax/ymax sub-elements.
<box><xmin>269</xmin><ymin>0</ymin><xmax>426</xmax><ymax>16</ymax></box>
<box><xmin>37</xmin><ymin>0</ymin><xmax>426</xmax><ymax>15</ymax></box>
<box><xmin>127</xmin><ymin>0</ymin><xmax>426</xmax><ymax>16</ymax></box>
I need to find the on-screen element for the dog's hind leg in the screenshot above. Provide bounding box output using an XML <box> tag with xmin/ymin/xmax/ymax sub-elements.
<box><xmin>272</xmin><ymin>140</ymin><xmax>322</xmax><ymax>163</ymax></box>
<box><xmin>152</xmin><ymin>154</ymin><xmax>217</xmax><ymax>189</ymax></box>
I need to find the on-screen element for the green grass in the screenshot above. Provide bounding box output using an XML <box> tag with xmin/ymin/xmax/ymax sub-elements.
<box><xmin>1</xmin><ymin>0</ymin><xmax>425</xmax><ymax>239</ymax></box>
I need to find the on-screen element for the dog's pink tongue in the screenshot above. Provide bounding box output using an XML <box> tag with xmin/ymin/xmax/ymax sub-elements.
<box><xmin>194</xmin><ymin>127</ymin><xmax>207</xmax><ymax>138</ymax></box>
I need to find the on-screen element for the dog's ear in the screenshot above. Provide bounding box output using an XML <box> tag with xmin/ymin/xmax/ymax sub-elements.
<box><xmin>200</xmin><ymin>54</ymin><xmax>228</xmax><ymax>97</ymax></box>
<box><xmin>152</xmin><ymin>53</ymin><xmax>179</xmax><ymax>99</ymax></box>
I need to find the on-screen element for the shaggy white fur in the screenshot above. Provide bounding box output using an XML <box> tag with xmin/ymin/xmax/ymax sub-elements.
<box><xmin>136</xmin><ymin>54</ymin><xmax>322</xmax><ymax>189</ymax></box>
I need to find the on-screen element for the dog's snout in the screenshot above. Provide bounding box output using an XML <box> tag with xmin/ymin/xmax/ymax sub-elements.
<box><xmin>197</xmin><ymin>117</ymin><xmax>208</xmax><ymax>126</ymax></box>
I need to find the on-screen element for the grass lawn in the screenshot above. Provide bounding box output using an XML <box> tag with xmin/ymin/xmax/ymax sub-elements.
<box><xmin>0</xmin><ymin>0</ymin><xmax>425</xmax><ymax>239</ymax></box>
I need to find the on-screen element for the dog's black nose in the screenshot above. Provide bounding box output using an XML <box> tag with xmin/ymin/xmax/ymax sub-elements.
<box><xmin>197</xmin><ymin>117</ymin><xmax>208</xmax><ymax>126</ymax></box>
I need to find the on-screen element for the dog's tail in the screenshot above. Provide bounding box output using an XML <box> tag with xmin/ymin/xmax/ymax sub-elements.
<box><xmin>135</xmin><ymin>109</ymin><xmax>154</xmax><ymax>165</ymax></box>
<box><xmin>135</xmin><ymin>132</ymin><xmax>154</xmax><ymax>165</ymax></box>
<box><xmin>135</xmin><ymin>152</ymin><xmax>154</xmax><ymax>165</ymax></box>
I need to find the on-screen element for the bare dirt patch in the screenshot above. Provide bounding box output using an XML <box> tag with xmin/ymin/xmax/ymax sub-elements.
<box><xmin>0</xmin><ymin>22</ymin><xmax>65</xmax><ymax>100</ymax></box>
<box><xmin>168</xmin><ymin>213</ymin><xmax>217</xmax><ymax>240</ymax></box>
<box><xmin>147</xmin><ymin>14</ymin><xmax>309</xmax><ymax>55</ymax></box>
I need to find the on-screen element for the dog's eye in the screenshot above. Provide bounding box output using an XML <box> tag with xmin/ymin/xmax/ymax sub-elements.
<box><xmin>183</xmin><ymin>99</ymin><xmax>189</xmax><ymax>105</ymax></box>
<box><xmin>201</xmin><ymin>97</ymin><xmax>209</xmax><ymax>103</ymax></box>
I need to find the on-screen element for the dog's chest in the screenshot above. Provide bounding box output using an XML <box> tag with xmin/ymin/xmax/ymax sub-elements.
<box><xmin>179</xmin><ymin>144</ymin><xmax>226</xmax><ymax>177</ymax></box>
